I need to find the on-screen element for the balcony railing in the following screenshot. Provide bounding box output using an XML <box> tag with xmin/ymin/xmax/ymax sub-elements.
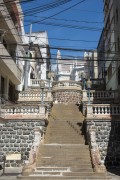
<box><xmin>86</xmin><ymin>104</ymin><xmax>120</xmax><ymax>119</ymax></box>
<box><xmin>52</xmin><ymin>80</ymin><xmax>82</xmax><ymax>91</ymax></box>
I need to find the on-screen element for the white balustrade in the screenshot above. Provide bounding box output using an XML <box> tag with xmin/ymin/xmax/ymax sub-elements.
<box><xmin>53</xmin><ymin>80</ymin><xmax>82</xmax><ymax>90</ymax></box>
<box><xmin>83</xmin><ymin>90</ymin><xmax>118</xmax><ymax>103</ymax></box>
<box><xmin>88</xmin><ymin>90</ymin><xmax>118</xmax><ymax>99</ymax></box>
<box><xmin>86</xmin><ymin>104</ymin><xmax>120</xmax><ymax>118</ymax></box>
<box><xmin>4</xmin><ymin>106</ymin><xmax>39</xmax><ymax>114</ymax></box>
<box><xmin>18</xmin><ymin>90</ymin><xmax>50</xmax><ymax>102</ymax></box>
<box><xmin>3</xmin><ymin>105</ymin><xmax>48</xmax><ymax>119</ymax></box>
<box><xmin>30</xmin><ymin>79</ymin><xmax>52</xmax><ymax>88</ymax></box>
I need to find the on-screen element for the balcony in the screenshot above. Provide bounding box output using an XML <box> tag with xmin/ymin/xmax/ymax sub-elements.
<box><xmin>0</xmin><ymin>43</ymin><xmax>21</xmax><ymax>84</ymax></box>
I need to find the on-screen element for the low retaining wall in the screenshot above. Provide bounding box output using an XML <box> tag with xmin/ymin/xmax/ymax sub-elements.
<box><xmin>86</xmin><ymin>119</ymin><xmax>120</xmax><ymax>168</ymax></box>
<box><xmin>52</xmin><ymin>90</ymin><xmax>82</xmax><ymax>104</ymax></box>
<box><xmin>0</xmin><ymin>119</ymin><xmax>47</xmax><ymax>167</ymax></box>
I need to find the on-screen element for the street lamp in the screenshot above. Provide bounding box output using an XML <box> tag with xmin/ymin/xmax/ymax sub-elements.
<box><xmin>86</xmin><ymin>78</ymin><xmax>92</xmax><ymax>104</ymax></box>
<box><xmin>48</xmin><ymin>71</ymin><xmax>55</xmax><ymax>90</ymax></box>
<box><xmin>40</xmin><ymin>80</ymin><xmax>45</xmax><ymax>104</ymax></box>
<box><xmin>81</xmin><ymin>72</ymin><xmax>86</xmax><ymax>90</ymax></box>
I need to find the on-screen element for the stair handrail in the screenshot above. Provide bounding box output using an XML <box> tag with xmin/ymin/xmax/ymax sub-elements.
<box><xmin>88</xmin><ymin>129</ymin><xmax>106</xmax><ymax>173</ymax></box>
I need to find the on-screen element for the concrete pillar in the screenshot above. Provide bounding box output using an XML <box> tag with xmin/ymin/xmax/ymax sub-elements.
<box><xmin>86</xmin><ymin>104</ymin><xmax>93</xmax><ymax>118</ymax></box>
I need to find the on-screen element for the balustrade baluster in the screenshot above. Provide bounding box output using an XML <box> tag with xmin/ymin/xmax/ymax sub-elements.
<box><xmin>7</xmin><ymin>108</ymin><xmax>9</xmax><ymax>114</ymax></box>
<box><xmin>94</xmin><ymin>107</ymin><xmax>97</xmax><ymax>114</ymax></box>
<box><xmin>102</xmin><ymin>106</ymin><xmax>104</xmax><ymax>114</ymax></box>
<box><xmin>104</xmin><ymin>106</ymin><xmax>107</xmax><ymax>114</ymax></box>
<box><xmin>31</xmin><ymin>107</ymin><xmax>34</xmax><ymax>113</ymax></box>
<box><xmin>35</xmin><ymin>107</ymin><xmax>37</xmax><ymax>113</ymax></box>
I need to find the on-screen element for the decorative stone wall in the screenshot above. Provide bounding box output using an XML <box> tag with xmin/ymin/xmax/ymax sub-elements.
<box><xmin>52</xmin><ymin>90</ymin><xmax>82</xmax><ymax>104</ymax></box>
<box><xmin>86</xmin><ymin>119</ymin><xmax>120</xmax><ymax>168</ymax></box>
<box><xmin>0</xmin><ymin>119</ymin><xmax>46</xmax><ymax>167</ymax></box>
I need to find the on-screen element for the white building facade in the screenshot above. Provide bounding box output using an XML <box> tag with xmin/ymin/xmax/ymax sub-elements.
<box><xmin>0</xmin><ymin>0</ymin><xmax>25</xmax><ymax>102</ymax></box>
<box><xmin>103</xmin><ymin>0</ymin><xmax>120</xmax><ymax>90</ymax></box>
<box><xmin>24</xmin><ymin>31</ymin><xmax>51</xmax><ymax>87</ymax></box>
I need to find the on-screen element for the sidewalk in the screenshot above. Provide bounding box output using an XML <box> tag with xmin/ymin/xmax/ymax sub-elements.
<box><xmin>0</xmin><ymin>167</ymin><xmax>22</xmax><ymax>180</ymax></box>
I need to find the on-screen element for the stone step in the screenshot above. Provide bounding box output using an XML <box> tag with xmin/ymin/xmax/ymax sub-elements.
<box><xmin>35</xmin><ymin>167</ymin><xmax>70</xmax><ymax>172</ymax></box>
<box><xmin>37</xmin><ymin>162</ymin><xmax>92</xmax><ymax>167</ymax></box>
<box><xmin>39</xmin><ymin>151</ymin><xmax>89</xmax><ymax>154</ymax></box>
<box><xmin>17</xmin><ymin>175</ymin><xmax>112</xmax><ymax>180</ymax></box>
<box><xmin>32</xmin><ymin>171</ymin><xmax>108</xmax><ymax>176</ymax></box>
<box><xmin>39</xmin><ymin>152</ymin><xmax>91</xmax><ymax>156</ymax></box>
<box><xmin>39</xmin><ymin>153</ymin><xmax>90</xmax><ymax>157</ymax></box>
<box><xmin>40</xmin><ymin>156</ymin><xmax>91</xmax><ymax>160</ymax></box>
<box><xmin>35</xmin><ymin>167</ymin><xmax>93</xmax><ymax>173</ymax></box>
<box><xmin>63</xmin><ymin>172</ymin><xmax>108</xmax><ymax>176</ymax></box>
<box><xmin>44</xmin><ymin>141</ymin><xmax>85</xmax><ymax>144</ymax></box>
<box><xmin>39</xmin><ymin>159</ymin><xmax>91</xmax><ymax>164</ymax></box>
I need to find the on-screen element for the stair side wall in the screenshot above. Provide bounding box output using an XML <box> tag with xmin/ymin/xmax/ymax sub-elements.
<box><xmin>0</xmin><ymin>119</ymin><xmax>46</xmax><ymax>167</ymax></box>
<box><xmin>86</xmin><ymin>119</ymin><xmax>120</xmax><ymax>168</ymax></box>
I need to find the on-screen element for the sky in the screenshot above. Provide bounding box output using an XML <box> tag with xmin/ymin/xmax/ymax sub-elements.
<box><xmin>21</xmin><ymin>0</ymin><xmax>104</xmax><ymax>64</ymax></box>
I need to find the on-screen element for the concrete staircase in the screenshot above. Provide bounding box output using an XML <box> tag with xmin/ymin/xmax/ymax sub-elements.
<box><xmin>18</xmin><ymin>104</ymin><xmax>112</xmax><ymax>179</ymax></box>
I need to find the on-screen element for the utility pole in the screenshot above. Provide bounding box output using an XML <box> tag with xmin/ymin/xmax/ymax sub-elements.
<box><xmin>24</xmin><ymin>24</ymin><xmax>32</xmax><ymax>90</ymax></box>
